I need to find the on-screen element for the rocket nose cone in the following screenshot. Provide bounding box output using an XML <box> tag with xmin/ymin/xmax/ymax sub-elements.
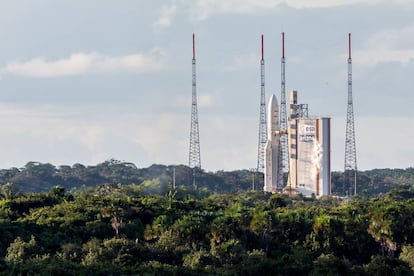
<box><xmin>269</xmin><ymin>94</ymin><xmax>279</xmax><ymax>112</ymax></box>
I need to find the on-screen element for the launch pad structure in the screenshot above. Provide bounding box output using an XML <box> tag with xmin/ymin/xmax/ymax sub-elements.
<box><xmin>287</xmin><ymin>90</ymin><xmax>331</xmax><ymax>197</ymax></box>
<box><xmin>186</xmin><ymin>32</ymin><xmax>355</xmax><ymax>198</ymax></box>
<box><xmin>260</xmin><ymin>33</ymin><xmax>332</xmax><ymax>198</ymax></box>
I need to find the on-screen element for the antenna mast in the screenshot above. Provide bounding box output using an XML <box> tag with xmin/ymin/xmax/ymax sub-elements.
<box><xmin>257</xmin><ymin>34</ymin><xmax>267</xmax><ymax>173</ymax></box>
<box><xmin>279</xmin><ymin>32</ymin><xmax>289</xmax><ymax>181</ymax></box>
<box><xmin>344</xmin><ymin>33</ymin><xmax>357</xmax><ymax>196</ymax></box>
<box><xmin>189</xmin><ymin>33</ymin><xmax>201</xmax><ymax>169</ymax></box>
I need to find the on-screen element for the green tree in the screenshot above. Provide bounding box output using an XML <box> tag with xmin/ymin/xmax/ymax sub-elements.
<box><xmin>309</xmin><ymin>254</ymin><xmax>352</xmax><ymax>276</ymax></box>
<box><xmin>182</xmin><ymin>248</ymin><xmax>214</xmax><ymax>270</ymax></box>
<box><xmin>5</xmin><ymin>235</ymin><xmax>39</xmax><ymax>264</ymax></box>
<box><xmin>0</xmin><ymin>182</ymin><xmax>20</xmax><ymax>200</ymax></box>
<box><xmin>309</xmin><ymin>214</ymin><xmax>344</xmax><ymax>253</ymax></box>
<box><xmin>399</xmin><ymin>244</ymin><xmax>414</xmax><ymax>270</ymax></box>
<box><xmin>211</xmin><ymin>238</ymin><xmax>244</xmax><ymax>265</ymax></box>
<box><xmin>364</xmin><ymin>255</ymin><xmax>411</xmax><ymax>276</ymax></box>
<box><xmin>57</xmin><ymin>243</ymin><xmax>82</xmax><ymax>262</ymax></box>
<box><xmin>81</xmin><ymin>238</ymin><xmax>104</xmax><ymax>265</ymax></box>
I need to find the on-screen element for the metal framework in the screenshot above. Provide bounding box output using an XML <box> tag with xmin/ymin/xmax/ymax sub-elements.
<box><xmin>257</xmin><ymin>34</ymin><xmax>267</xmax><ymax>173</ymax></box>
<box><xmin>344</xmin><ymin>33</ymin><xmax>357</xmax><ymax>196</ymax></box>
<box><xmin>189</xmin><ymin>33</ymin><xmax>201</xmax><ymax>169</ymax></box>
<box><xmin>279</xmin><ymin>32</ymin><xmax>289</xmax><ymax>182</ymax></box>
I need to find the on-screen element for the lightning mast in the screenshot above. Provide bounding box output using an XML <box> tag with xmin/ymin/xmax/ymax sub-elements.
<box><xmin>257</xmin><ymin>34</ymin><xmax>267</xmax><ymax>173</ymax></box>
<box><xmin>280</xmin><ymin>32</ymin><xmax>289</xmax><ymax>178</ymax></box>
<box><xmin>344</xmin><ymin>33</ymin><xmax>357</xmax><ymax>196</ymax></box>
<box><xmin>189</xmin><ymin>33</ymin><xmax>201</xmax><ymax>169</ymax></box>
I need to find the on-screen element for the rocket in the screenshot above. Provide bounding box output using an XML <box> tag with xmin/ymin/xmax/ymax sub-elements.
<box><xmin>264</xmin><ymin>94</ymin><xmax>281</xmax><ymax>192</ymax></box>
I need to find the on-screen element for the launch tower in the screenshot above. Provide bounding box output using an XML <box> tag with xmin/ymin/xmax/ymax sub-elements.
<box><xmin>279</xmin><ymin>32</ymin><xmax>289</xmax><ymax>180</ymax></box>
<box><xmin>189</xmin><ymin>33</ymin><xmax>201</xmax><ymax>169</ymax></box>
<box><xmin>288</xmin><ymin>90</ymin><xmax>331</xmax><ymax>197</ymax></box>
<box><xmin>257</xmin><ymin>34</ymin><xmax>267</xmax><ymax>173</ymax></box>
<box><xmin>344</xmin><ymin>33</ymin><xmax>357</xmax><ymax>196</ymax></box>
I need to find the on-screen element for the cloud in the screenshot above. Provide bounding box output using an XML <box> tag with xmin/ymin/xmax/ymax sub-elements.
<box><xmin>2</xmin><ymin>49</ymin><xmax>168</xmax><ymax>78</ymax></box>
<box><xmin>135</xmin><ymin>113</ymin><xmax>188</xmax><ymax>165</ymax></box>
<box><xmin>0</xmin><ymin>103</ymin><xmax>257</xmax><ymax>171</ymax></box>
<box><xmin>154</xmin><ymin>0</ymin><xmax>410</xmax><ymax>26</ymax></box>
<box><xmin>331</xmin><ymin>116</ymin><xmax>414</xmax><ymax>171</ymax></box>
<box><xmin>153</xmin><ymin>2</ymin><xmax>178</xmax><ymax>28</ymax></box>
<box><xmin>174</xmin><ymin>94</ymin><xmax>216</xmax><ymax>108</ymax></box>
<box><xmin>0</xmin><ymin>105</ymin><xmax>412</xmax><ymax>172</ymax></box>
<box><xmin>357</xmin><ymin>116</ymin><xmax>414</xmax><ymax>169</ymax></box>
<box><xmin>198</xmin><ymin>94</ymin><xmax>215</xmax><ymax>107</ymax></box>
<box><xmin>224</xmin><ymin>53</ymin><xmax>257</xmax><ymax>72</ymax></box>
<box><xmin>0</xmin><ymin>104</ymin><xmax>156</xmax><ymax>168</ymax></box>
<box><xmin>355</xmin><ymin>25</ymin><xmax>414</xmax><ymax>66</ymax></box>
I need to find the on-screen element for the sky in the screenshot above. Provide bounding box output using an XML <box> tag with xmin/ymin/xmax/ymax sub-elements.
<box><xmin>0</xmin><ymin>0</ymin><xmax>413</xmax><ymax>172</ymax></box>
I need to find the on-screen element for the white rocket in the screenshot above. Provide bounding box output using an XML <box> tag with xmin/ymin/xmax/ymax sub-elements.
<box><xmin>264</xmin><ymin>94</ymin><xmax>281</xmax><ymax>192</ymax></box>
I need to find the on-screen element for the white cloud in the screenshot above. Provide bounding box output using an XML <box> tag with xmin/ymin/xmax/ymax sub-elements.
<box><xmin>153</xmin><ymin>2</ymin><xmax>178</xmax><ymax>28</ymax></box>
<box><xmin>0</xmin><ymin>104</ymin><xmax>412</xmax><ymax>172</ymax></box>
<box><xmin>357</xmin><ymin>116</ymin><xmax>414</xmax><ymax>169</ymax></box>
<box><xmin>174</xmin><ymin>94</ymin><xmax>215</xmax><ymax>108</ymax></box>
<box><xmin>355</xmin><ymin>49</ymin><xmax>414</xmax><ymax>66</ymax></box>
<box><xmin>355</xmin><ymin>25</ymin><xmax>414</xmax><ymax>65</ymax></box>
<box><xmin>2</xmin><ymin>49</ymin><xmax>168</xmax><ymax>78</ymax></box>
<box><xmin>199</xmin><ymin>115</ymin><xmax>257</xmax><ymax>170</ymax></box>
<box><xmin>331</xmin><ymin>116</ymin><xmax>414</xmax><ymax>171</ymax></box>
<box><xmin>284</xmin><ymin>0</ymin><xmax>384</xmax><ymax>9</ymax></box>
<box><xmin>155</xmin><ymin>0</ymin><xmax>411</xmax><ymax>26</ymax></box>
<box><xmin>198</xmin><ymin>94</ymin><xmax>215</xmax><ymax>107</ymax></box>
<box><xmin>135</xmin><ymin>113</ymin><xmax>188</xmax><ymax>165</ymax></box>
<box><xmin>0</xmin><ymin>104</ymin><xmax>147</xmax><ymax>166</ymax></box>
<box><xmin>0</xmin><ymin>103</ymin><xmax>257</xmax><ymax>171</ymax></box>
<box><xmin>188</xmin><ymin>0</ymin><xmax>278</xmax><ymax>20</ymax></box>
<box><xmin>224</xmin><ymin>53</ymin><xmax>257</xmax><ymax>72</ymax></box>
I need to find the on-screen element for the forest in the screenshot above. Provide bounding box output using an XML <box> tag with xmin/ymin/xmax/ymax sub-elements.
<box><xmin>1</xmin><ymin>161</ymin><xmax>414</xmax><ymax>274</ymax></box>
<box><xmin>2</xmin><ymin>159</ymin><xmax>414</xmax><ymax>196</ymax></box>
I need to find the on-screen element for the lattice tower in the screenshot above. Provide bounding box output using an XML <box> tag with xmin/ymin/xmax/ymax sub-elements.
<box><xmin>344</xmin><ymin>33</ymin><xmax>357</xmax><ymax>196</ymax></box>
<box><xmin>280</xmin><ymin>32</ymin><xmax>289</xmax><ymax>176</ymax></box>
<box><xmin>257</xmin><ymin>34</ymin><xmax>267</xmax><ymax>173</ymax></box>
<box><xmin>189</xmin><ymin>33</ymin><xmax>201</xmax><ymax>169</ymax></box>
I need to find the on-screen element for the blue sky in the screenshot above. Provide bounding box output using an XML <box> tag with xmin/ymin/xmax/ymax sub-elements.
<box><xmin>0</xmin><ymin>0</ymin><xmax>413</xmax><ymax>171</ymax></box>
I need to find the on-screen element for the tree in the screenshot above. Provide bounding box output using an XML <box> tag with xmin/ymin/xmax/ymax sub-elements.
<box><xmin>399</xmin><ymin>244</ymin><xmax>414</xmax><ymax>270</ymax></box>
<box><xmin>182</xmin><ymin>248</ymin><xmax>214</xmax><ymax>270</ymax></box>
<box><xmin>310</xmin><ymin>254</ymin><xmax>352</xmax><ymax>276</ymax></box>
<box><xmin>102</xmin><ymin>206</ymin><xmax>125</xmax><ymax>239</ymax></box>
<box><xmin>0</xmin><ymin>182</ymin><xmax>20</xmax><ymax>200</ymax></box>
<box><xmin>364</xmin><ymin>255</ymin><xmax>411</xmax><ymax>275</ymax></box>
<box><xmin>211</xmin><ymin>239</ymin><xmax>244</xmax><ymax>265</ymax></box>
<box><xmin>250</xmin><ymin>204</ymin><xmax>273</xmax><ymax>255</ymax></box>
<box><xmin>368</xmin><ymin>200</ymin><xmax>414</xmax><ymax>256</ymax></box>
<box><xmin>310</xmin><ymin>214</ymin><xmax>344</xmax><ymax>253</ymax></box>
<box><xmin>5</xmin><ymin>235</ymin><xmax>39</xmax><ymax>264</ymax></box>
<box><xmin>81</xmin><ymin>238</ymin><xmax>104</xmax><ymax>265</ymax></box>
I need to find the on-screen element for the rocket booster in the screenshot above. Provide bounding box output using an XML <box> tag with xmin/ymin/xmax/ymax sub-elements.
<box><xmin>267</xmin><ymin>94</ymin><xmax>279</xmax><ymax>141</ymax></box>
<box><xmin>264</xmin><ymin>94</ymin><xmax>281</xmax><ymax>192</ymax></box>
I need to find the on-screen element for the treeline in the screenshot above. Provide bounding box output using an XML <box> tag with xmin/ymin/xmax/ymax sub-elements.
<box><xmin>1</xmin><ymin>186</ymin><xmax>414</xmax><ymax>274</ymax></box>
<box><xmin>1</xmin><ymin>160</ymin><xmax>414</xmax><ymax>197</ymax></box>
<box><xmin>0</xmin><ymin>160</ymin><xmax>258</xmax><ymax>195</ymax></box>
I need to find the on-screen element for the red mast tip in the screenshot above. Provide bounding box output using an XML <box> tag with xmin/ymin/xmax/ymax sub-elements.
<box><xmin>192</xmin><ymin>33</ymin><xmax>195</xmax><ymax>60</ymax></box>
<box><xmin>261</xmin><ymin>34</ymin><xmax>264</xmax><ymax>60</ymax></box>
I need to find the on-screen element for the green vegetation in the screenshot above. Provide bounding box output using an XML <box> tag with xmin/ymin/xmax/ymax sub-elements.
<box><xmin>0</xmin><ymin>183</ymin><xmax>414</xmax><ymax>274</ymax></box>
<box><xmin>3</xmin><ymin>159</ymin><xmax>414</xmax><ymax>197</ymax></box>
<box><xmin>1</xmin><ymin>160</ymin><xmax>414</xmax><ymax>274</ymax></box>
